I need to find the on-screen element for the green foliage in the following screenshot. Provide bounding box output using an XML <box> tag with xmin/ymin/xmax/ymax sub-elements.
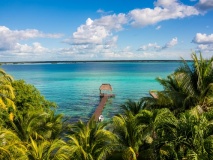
<box><xmin>0</xmin><ymin>69</ymin><xmax>15</xmax><ymax>112</ymax></box>
<box><xmin>27</xmin><ymin>137</ymin><xmax>70</xmax><ymax>160</ymax></box>
<box><xmin>0</xmin><ymin>69</ymin><xmax>65</xmax><ymax>159</ymax></box>
<box><xmin>0</xmin><ymin>127</ymin><xmax>28</xmax><ymax>159</ymax></box>
<box><xmin>12</xmin><ymin>80</ymin><xmax>56</xmax><ymax>112</ymax></box>
<box><xmin>143</xmin><ymin>52</ymin><xmax>213</xmax><ymax>116</ymax></box>
<box><xmin>121</xmin><ymin>99</ymin><xmax>144</xmax><ymax>116</ymax></box>
<box><xmin>204</xmin><ymin>135</ymin><xmax>213</xmax><ymax>159</ymax></box>
<box><xmin>112</xmin><ymin>112</ymin><xmax>145</xmax><ymax>159</ymax></box>
<box><xmin>67</xmin><ymin>119</ymin><xmax>118</xmax><ymax>160</ymax></box>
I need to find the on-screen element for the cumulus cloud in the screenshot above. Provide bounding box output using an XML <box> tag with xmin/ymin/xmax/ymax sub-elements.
<box><xmin>129</xmin><ymin>0</ymin><xmax>200</xmax><ymax>27</ymax></box>
<box><xmin>138</xmin><ymin>37</ymin><xmax>178</xmax><ymax>51</ymax></box>
<box><xmin>196</xmin><ymin>0</ymin><xmax>213</xmax><ymax>11</ymax></box>
<box><xmin>60</xmin><ymin>37</ymin><xmax>118</xmax><ymax>57</ymax></box>
<box><xmin>0</xmin><ymin>42</ymin><xmax>51</xmax><ymax>62</ymax></box>
<box><xmin>14</xmin><ymin>42</ymin><xmax>49</xmax><ymax>53</ymax></box>
<box><xmin>62</xmin><ymin>13</ymin><xmax>127</xmax><ymax>59</ymax></box>
<box><xmin>162</xmin><ymin>37</ymin><xmax>178</xmax><ymax>49</ymax></box>
<box><xmin>69</xmin><ymin>14</ymin><xmax>127</xmax><ymax>45</ymax></box>
<box><xmin>71</xmin><ymin>18</ymin><xmax>109</xmax><ymax>45</ymax></box>
<box><xmin>192</xmin><ymin>33</ymin><xmax>213</xmax><ymax>52</ymax></box>
<box><xmin>0</xmin><ymin>26</ymin><xmax>62</xmax><ymax>52</ymax></box>
<box><xmin>192</xmin><ymin>33</ymin><xmax>213</xmax><ymax>44</ymax></box>
<box><xmin>104</xmin><ymin>36</ymin><xmax>118</xmax><ymax>49</ymax></box>
<box><xmin>197</xmin><ymin>44</ymin><xmax>213</xmax><ymax>51</ymax></box>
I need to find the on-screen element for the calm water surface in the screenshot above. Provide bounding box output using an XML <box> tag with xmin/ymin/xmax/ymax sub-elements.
<box><xmin>2</xmin><ymin>62</ymin><xmax>182</xmax><ymax>121</ymax></box>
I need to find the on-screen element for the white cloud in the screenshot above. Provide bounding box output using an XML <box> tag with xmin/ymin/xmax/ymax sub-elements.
<box><xmin>162</xmin><ymin>37</ymin><xmax>178</xmax><ymax>49</ymax></box>
<box><xmin>59</xmin><ymin>37</ymin><xmax>179</xmax><ymax>60</ymax></box>
<box><xmin>138</xmin><ymin>43</ymin><xmax>161</xmax><ymax>51</ymax></box>
<box><xmin>197</xmin><ymin>44</ymin><xmax>213</xmax><ymax>51</ymax></box>
<box><xmin>72</xmin><ymin>18</ymin><xmax>109</xmax><ymax>45</ymax></box>
<box><xmin>0</xmin><ymin>26</ymin><xmax>62</xmax><ymax>51</ymax></box>
<box><xmin>59</xmin><ymin>38</ymin><xmax>118</xmax><ymax>58</ymax></box>
<box><xmin>14</xmin><ymin>42</ymin><xmax>49</xmax><ymax>53</ymax></box>
<box><xmin>104</xmin><ymin>36</ymin><xmax>118</xmax><ymax>49</ymax></box>
<box><xmin>61</xmin><ymin>13</ymin><xmax>127</xmax><ymax>59</ymax></box>
<box><xmin>129</xmin><ymin>0</ymin><xmax>200</xmax><ymax>27</ymax></box>
<box><xmin>196</xmin><ymin>0</ymin><xmax>213</xmax><ymax>11</ymax></box>
<box><xmin>70</xmin><ymin>14</ymin><xmax>127</xmax><ymax>45</ymax></box>
<box><xmin>154</xmin><ymin>0</ymin><xmax>177</xmax><ymax>8</ymax></box>
<box><xmin>138</xmin><ymin>37</ymin><xmax>178</xmax><ymax>51</ymax></box>
<box><xmin>0</xmin><ymin>42</ymin><xmax>51</xmax><ymax>62</ymax></box>
<box><xmin>192</xmin><ymin>33</ymin><xmax>213</xmax><ymax>44</ymax></box>
<box><xmin>192</xmin><ymin>33</ymin><xmax>213</xmax><ymax>52</ymax></box>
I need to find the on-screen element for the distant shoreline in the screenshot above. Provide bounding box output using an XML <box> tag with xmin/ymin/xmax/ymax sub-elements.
<box><xmin>0</xmin><ymin>60</ymin><xmax>192</xmax><ymax>65</ymax></box>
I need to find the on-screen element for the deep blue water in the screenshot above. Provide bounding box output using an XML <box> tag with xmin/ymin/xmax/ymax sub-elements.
<box><xmin>2</xmin><ymin>62</ymin><xmax>183</xmax><ymax>121</ymax></box>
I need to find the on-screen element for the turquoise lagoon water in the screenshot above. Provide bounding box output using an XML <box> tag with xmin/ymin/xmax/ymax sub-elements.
<box><xmin>2</xmin><ymin>62</ymin><xmax>182</xmax><ymax>121</ymax></box>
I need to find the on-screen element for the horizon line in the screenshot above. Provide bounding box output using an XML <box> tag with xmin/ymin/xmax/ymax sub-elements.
<box><xmin>0</xmin><ymin>59</ymin><xmax>193</xmax><ymax>64</ymax></box>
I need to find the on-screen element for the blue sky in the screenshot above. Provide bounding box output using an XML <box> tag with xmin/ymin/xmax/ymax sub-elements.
<box><xmin>0</xmin><ymin>0</ymin><xmax>213</xmax><ymax>61</ymax></box>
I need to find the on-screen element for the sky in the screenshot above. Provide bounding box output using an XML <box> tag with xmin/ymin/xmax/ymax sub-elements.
<box><xmin>0</xmin><ymin>0</ymin><xmax>213</xmax><ymax>62</ymax></box>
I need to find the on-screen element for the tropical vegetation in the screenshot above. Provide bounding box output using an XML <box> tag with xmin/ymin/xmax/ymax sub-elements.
<box><xmin>0</xmin><ymin>52</ymin><xmax>213</xmax><ymax>160</ymax></box>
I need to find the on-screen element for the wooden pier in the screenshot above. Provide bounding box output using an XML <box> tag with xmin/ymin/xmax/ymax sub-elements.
<box><xmin>92</xmin><ymin>84</ymin><xmax>115</xmax><ymax>121</ymax></box>
<box><xmin>93</xmin><ymin>95</ymin><xmax>108</xmax><ymax>121</ymax></box>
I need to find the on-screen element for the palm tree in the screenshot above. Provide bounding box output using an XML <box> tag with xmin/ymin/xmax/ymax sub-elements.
<box><xmin>27</xmin><ymin>137</ymin><xmax>70</xmax><ymax>160</ymax></box>
<box><xmin>173</xmin><ymin>53</ymin><xmax>213</xmax><ymax>111</ymax></box>
<box><xmin>0</xmin><ymin>127</ymin><xmax>28</xmax><ymax>159</ymax></box>
<box><xmin>144</xmin><ymin>52</ymin><xmax>213</xmax><ymax>115</ymax></box>
<box><xmin>173</xmin><ymin>109</ymin><xmax>209</xmax><ymax>159</ymax></box>
<box><xmin>204</xmin><ymin>135</ymin><xmax>213</xmax><ymax>160</ymax></box>
<box><xmin>0</xmin><ymin>69</ymin><xmax>15</xmax><ymax>112</ymax></box>
<box><xmin>36</xmin><ymin>110</ymin><xmax>63</xmax><ymax>140</ymax></box>
<box><xmin>9</xmin><ymin>109</ymin><xmax>49</xmax><ymax>142</ymax></box>
<box><xmin>153</xmin><ymin>107</ymin><xmax>213</xmax><ymax>160</ymax></box>
<box><xmin>0</xmin><ymin>69</ymin><xmax>14</xmax><ymax>82</ymax></box>
<box><xmin>111</xmin><ymin>112</ymin><xmax>146</xmax><ymax>160</ymax></box>
<box><xmin>137</xmin><ymin>108</ymin><xmax>177</xmax><ymax>160</ymax></box>
<box><xmin>121</xmin><ymin>99</ymin><xmax>144</xmax><ymax>116</ymax></box>
<box><xmin>67</xmin><ymin>119</ymin><xmax>117</xmax><ymax>160</ymax></box>
<box><xmin>8</xmin><ymin>79</ymin><xmax>63</xmax><ymax>141</ymax></box>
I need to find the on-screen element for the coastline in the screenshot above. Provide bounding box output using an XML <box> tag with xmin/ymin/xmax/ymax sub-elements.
<box><xmin>0</xmin><ymin>59</ymin><xmax>193</xmax><ymax>65</ymax></box>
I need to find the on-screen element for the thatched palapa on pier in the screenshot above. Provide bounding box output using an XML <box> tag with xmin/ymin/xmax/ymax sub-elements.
<box><xmin>99</xmin><ymin>84</ymin><xmax>113</xmax><ymax>95</ymax></box>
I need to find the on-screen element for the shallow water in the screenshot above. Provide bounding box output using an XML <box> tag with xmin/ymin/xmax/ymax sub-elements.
<box><xmin>2</xmin><ymin>62</ymin><xmax>182</xmax><ymax>121</ymax></box>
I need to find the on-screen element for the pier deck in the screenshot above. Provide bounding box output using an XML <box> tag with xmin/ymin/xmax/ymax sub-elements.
<box><xmin>93</xmin><ymin>94</ymin><xmax>115</xmax><ymax>121</ymax></box>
